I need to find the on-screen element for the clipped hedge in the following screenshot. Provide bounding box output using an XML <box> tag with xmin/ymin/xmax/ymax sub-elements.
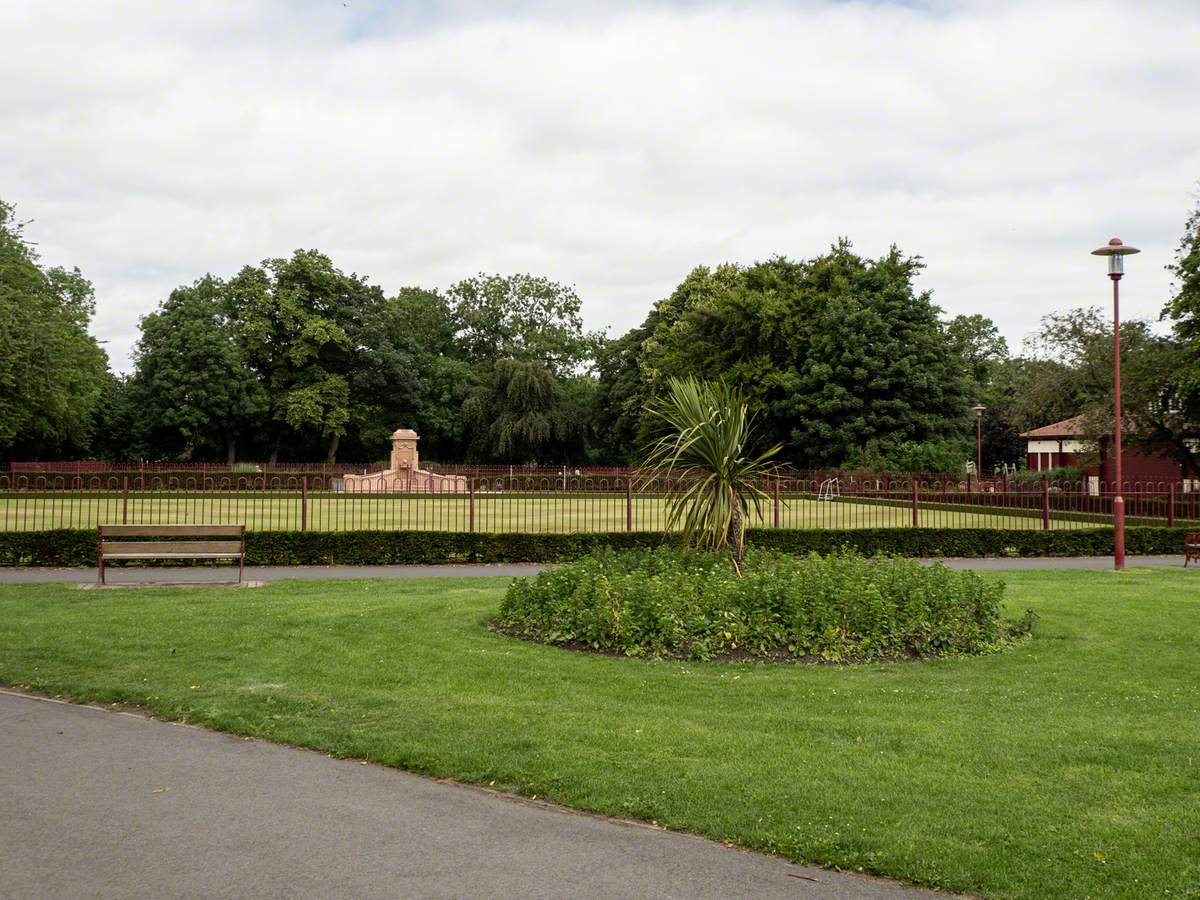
<box><xmin>0</xmin><ymin>526</ymin><xmax>1191</xmax><ymax>568</ymax></box>
<box><xmin>497</xmin><ymin>548</ymin><xmax>1034</xmax><ymax>661</ymax></box>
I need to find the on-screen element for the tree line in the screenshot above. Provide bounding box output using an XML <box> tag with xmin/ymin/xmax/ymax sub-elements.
<box><xmin>2</xmin><ymin>194</ymin><xmax>1198</xmax><ymax>473</ymax></box>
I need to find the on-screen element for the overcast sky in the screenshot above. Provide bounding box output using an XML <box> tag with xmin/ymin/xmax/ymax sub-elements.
<box><xmin>4</xmin><ymin>0</ymin><xmax>1199</xmax><ymax>373</ymax></box>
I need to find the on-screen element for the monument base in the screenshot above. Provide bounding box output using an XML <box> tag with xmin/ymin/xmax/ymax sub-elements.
<box><xmin>342</xmin><ymin>469</ymin><xmax>467</xmax><ymax>493</ymax></box>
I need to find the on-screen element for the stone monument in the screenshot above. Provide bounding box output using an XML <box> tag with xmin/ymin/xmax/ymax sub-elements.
<box><xmin>343</xmin><ymin>428</ymin><xmax>467</xmax><ymax>493</ymax></box>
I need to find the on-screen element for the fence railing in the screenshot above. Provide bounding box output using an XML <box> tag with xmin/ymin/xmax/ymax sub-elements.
<box><xmin>2</xmin><ymin>474</ymin><xmax>1197</xmax><ymax>534</ymax></box>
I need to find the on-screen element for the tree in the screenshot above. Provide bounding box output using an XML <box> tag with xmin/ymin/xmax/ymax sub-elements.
<box><xmin>344</xmin><ymin>287</ymin><xmax>472</xmax><ymax>463</ymax></box>
<box><xmin>224</xmin><ymin>250</ymin><xmax>384</xmax><ymax>462</ymax></box>
<box><xmin>446</xmin><ymin>273</ymin><xmax>604</xmax><ymax>375</ymax></box>
<box><xmin>0</xmin><ymin>200</ymin><xmax>109</xmax><ymax>458</ymax></box>
<box><xmin>131</xmin><ymin>277</ymin><xmax>266</xmax><ymax>462</ymax></box>
<box><xmin>592</xmin><ymin>323</ymin><xmax>654</xmax><ymax>463</ymax></box>
<box><xmin>461</xmin><ymin>359</ymin><xmax>588</xmax><ymax>463</ymax></box>
<box><xmin>1021</xmin><ymin>307</ymin><xmax>1197</xmax><ymax>475</ymax></box>
<box><xmin>772</xmin><ymin>244</ymin><xmax>969</xmax><ymax>465</ymax></box>
<box><xmin>642</xmin><ymin>377</ymin><xmax>780</xmax><ymax>569</ymax></box>
<box><xmin>1161</xmin><ymin>189</ymin><xmax>1200</xmax><ymax>473</ymax></box>
<box><xmin>946</xmin><ymin>313</ymin><xmax>1009</xmax><ymax>391</ymax></box>
<box><xmin>602</xmin><ymin>243</ymin><xmax>970</xmax><ymax>467</ymax></box>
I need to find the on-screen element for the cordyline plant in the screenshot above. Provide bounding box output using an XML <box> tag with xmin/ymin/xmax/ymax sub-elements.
<box><xmin>641</xmin><ymin>377</ymin><xmax>781</xmax><ymax>572</ymax></box>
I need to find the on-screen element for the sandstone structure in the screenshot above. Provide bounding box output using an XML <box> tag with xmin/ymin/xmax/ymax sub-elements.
<box><xmin>342</xmin><ymin>429</ymin><xmax>467</xmax><ymax>493</ymax></box>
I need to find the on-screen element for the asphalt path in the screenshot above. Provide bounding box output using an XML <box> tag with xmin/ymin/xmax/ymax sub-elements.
<box><xmin>0</xmin><ymin>690</ymin><xmax>944</xmax><ymax>899</ymax></box>
<box><xmin>0</xmin><ymin>555</ymin><xmax>1187</xmax><ymax>585</ymax></box>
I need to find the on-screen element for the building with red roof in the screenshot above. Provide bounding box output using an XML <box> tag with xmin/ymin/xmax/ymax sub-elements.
<box><xmin>1020</xmin><ymin>415</ymin><xmax>1185</xmax><ymax>483</ymax></box>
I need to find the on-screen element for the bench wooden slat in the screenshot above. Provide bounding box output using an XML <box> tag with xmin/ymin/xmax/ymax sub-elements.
<box><xmin>102</xmin><ymin>552</ymin><xmax>242</xmax><ymax>560</ymax></box>
<box><xmin>100</xmin><ymin>541</ymin><xmax>244</xmax><ymax>556</ymax></box>
<box><xmin>100</xmin><ymin>524</ymin><xmax>243</xmax><ymax>537</ymax></box>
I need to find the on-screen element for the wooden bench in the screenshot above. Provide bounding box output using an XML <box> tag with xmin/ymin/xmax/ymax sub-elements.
<box><xmin>98</xmin><ymin>524</ymin><xmax>245</xmax><ymax>585</ymax></box>
<box><xmin>1186</xmin><ymin>533</ymin><xmax>1200</xmax><ymax>568</ymax></box>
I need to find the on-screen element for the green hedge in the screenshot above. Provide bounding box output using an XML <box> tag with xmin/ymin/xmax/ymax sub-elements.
<box><xmin>0</xmin><ymin>526</ymin><xmax>1191</xmax><ymax>568</ymax></box>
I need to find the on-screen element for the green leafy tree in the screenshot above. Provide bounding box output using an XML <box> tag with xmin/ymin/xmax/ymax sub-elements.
<box><xmin>1021</xmin><ymin>307</ymin><xmax>1196</xmax><ymax>475</ymax></box>
<box><xmin>773</xmin><ymin>244</ymin><xmax>968</xmax><ymax>465</ymax></box>
<box><xmin>1161</xmin><ymin>190</ymin><xmax>1200</xmax><ymax>473</ymax></box>
<box><xmin>344</xmin><ymin>287</ymin><xmax>472</xmax><ymax>463</ymax></box>
<box><xmin>0</xmin><ymin>200</ymin><xmax>109</xmax><ymax>458</ymax></box>
<box><xmin>224</xmin><ymin>250</ymin><xmax>384</xmax><ymax>462</ymax></box>
<box><xmin>592</xmin><ymin>323</ymin><xmax>654</xmax><ymax>463</ymax></box>
<box><xmin>462</xmin><ymin>359</ymin><xmax>589</xmax><ymax>463</ymax></box>
<box><xmin>946</xmin><ymin>313</ymin><xmax>1009</xmax><ymax>392</ymax></box>
<box><xmin>605</xmin><ymin>244</ymin><xmax>969</xmax><ymax>467</ymax></box>
<box><xmin>447</xmin><ymin>273</ymin><xmax>604</xmax><ymax>375</ymax></box>
<box><xmin>131</xmin><ymin>277</ymin><xmax>266</xmax><ymax>462</ymax></box>
<box><xmin>643</xmin><ymin>377</ymin><xmax>781</xmax><ymax>569</ymax></box>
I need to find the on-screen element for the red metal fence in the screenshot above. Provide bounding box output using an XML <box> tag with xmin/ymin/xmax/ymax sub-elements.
<box><xmin>2</xmin><ymin>473</ymin><xmax>1196</xmax><ymax>534</ymax></box>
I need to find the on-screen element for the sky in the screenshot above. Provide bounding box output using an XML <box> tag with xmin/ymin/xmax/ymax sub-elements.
<box><xmin>3</xmin><ymin>0</ymin><xmax>1199</xmax><ymax>373</ymax></box>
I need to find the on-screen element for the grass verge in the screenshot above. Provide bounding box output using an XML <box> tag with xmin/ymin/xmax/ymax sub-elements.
<box><xmin>1</xmin><ymin>570</ymin><xmax>1197</xmax><ymax>898</ymax></box>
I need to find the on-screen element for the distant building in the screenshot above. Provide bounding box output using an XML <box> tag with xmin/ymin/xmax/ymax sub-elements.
<box><xmin>1020</xmin><ymin>415</ymin><xmax>1185</xmax><ymax>484</ymax></box>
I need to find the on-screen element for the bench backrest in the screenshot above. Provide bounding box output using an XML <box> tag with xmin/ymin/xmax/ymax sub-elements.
<box><xmin>99</xmin><ymin>524</ymin><xmax>245</xmax><ymax>558</ymax></box>
<box><xmin>100</xmin><ymin>525</ymin><xmax>244</xmax><ymax>538</ymax></box>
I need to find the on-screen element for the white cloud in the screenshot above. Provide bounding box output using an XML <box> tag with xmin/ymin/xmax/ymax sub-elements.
<box><xmin>2</xmin><ymin>0</ymin><xmax>1198</xmax><ymax>371</ymax></box>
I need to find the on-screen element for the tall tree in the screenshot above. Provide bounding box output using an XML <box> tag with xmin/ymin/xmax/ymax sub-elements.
<box><xmin>446</xmin><ymin>273</ymin><xmax>604</xmax><ymax>375</ymax></box>
<box><xmin>1162</xmin><ymin>189</ymin><xmax>1200</xmax><ymax>473</ymax></box>
<box><xmin>344</xmin><ymin>286</ymin><xmax>472</xmax><ymax>463</ymax></box>
<box><xmin>0</xmin><ymin>200</ymin><xmax>109</xmax><ymax>458</ymax></box>
<box><xmin>1021</xmin><ymin>307</ymin><xmax>1197</xmax><ymax>475</ymax></box>
<box><xmin>603</xmin><ymin>244</ymin><xmax>969</xmax><ymax>467</ymax></box>
<box><xmin>461</xmin><ymin>359</ymin><xmax>588</xmax><ymax>463</ymax></box>
<box><xmin>131</xmin><ymin>277</ymin><xmax>265</xmax><ymax>462</ymax></box>
<box><xmin>946</xmin><ymin>313</ymin><xmax>1009</xmax><ymax>392</ymax></box>
<box><xmin>224</xmin><ymin>250</ymin><xmax>384</xmax><ymax>462</ymax></box>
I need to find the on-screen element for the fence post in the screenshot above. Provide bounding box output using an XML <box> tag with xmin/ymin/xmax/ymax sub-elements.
<box><xmin>301</xmin><ymin>475</ymin><xmax>308</xmax><ymax>532</ymax></box>
<box><xmin>625</xmin><ymin>478</ymin><xmax>633</xmax><ymax>532</ymax></box>
<box><xmin>1041</xmin><ymin>477</ymin><xmax>1050</xmax><ymax>530</ymax></box>
<box><xmin>911</xmin><ymin>480</ymin><xmax>919</xmax><ymax>528</ymax></box>
<box><xmin>1168</xmin><ymin>482</ymin><xmax>1176</xmax><ymax>528</ymax></box>
<box><xmin>121</xmin><ymin>475</ymin><xmax>129</xmax><ymax>525</ymax></box>
<box><xmin>469</xmin><ymin>478</ymin><xmax>475</xmax><ymax>532</ymax></box>
<box><xmin>773</xmin><ymin>478</ymin><xmax>780</xmax><ymax>528</ymax></box>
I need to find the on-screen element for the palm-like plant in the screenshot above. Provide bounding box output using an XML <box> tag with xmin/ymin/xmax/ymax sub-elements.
<box><xmin>642</xmin><ymin>377</ymin><xmax>781</xmax><ymax>570</ymax></box>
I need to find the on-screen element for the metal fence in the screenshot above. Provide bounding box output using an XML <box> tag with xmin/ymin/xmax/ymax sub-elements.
<box><xmin>2</xmin><ymin>473</ymin><xmax>1197</xmax><ymax>534</ymax></box>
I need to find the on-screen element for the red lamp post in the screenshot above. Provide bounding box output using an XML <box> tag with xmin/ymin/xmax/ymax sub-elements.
<box><xmin>1090</xmin><ymin>237</ymin><xmax>1140</xmax><ymax>570</ymax></box>
<box><xmin>972</xmin><ymin>404</ymin><xmax>986</xmax><ymax>487</ymax></box>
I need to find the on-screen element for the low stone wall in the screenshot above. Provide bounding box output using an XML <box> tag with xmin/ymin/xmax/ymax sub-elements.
<box><xmin>342</xmin><ymin>469</ymin><xmax>468</xmax><ymax>493</ymax></box>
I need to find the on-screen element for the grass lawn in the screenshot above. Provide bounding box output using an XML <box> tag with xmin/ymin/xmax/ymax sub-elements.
<box><xmin>1</xmin><ymin>569</ymin><xmax>1197</xmax><ymax>897</ymax></box>
<box><xmin>0</xmin><ymin>491</ymin><xmax>1118</xmax><ymax>532</ymax></box>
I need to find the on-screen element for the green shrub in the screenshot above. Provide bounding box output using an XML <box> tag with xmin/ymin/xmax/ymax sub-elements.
<box><xmin>497</xmin><ymin>547</ymin><xmax>1033</xmax><ymax>661</ymax></box>
<box><xmin>0</xmin><ymin>526</ymin><xmax>1189</xmax><ymax>567</ymax></box>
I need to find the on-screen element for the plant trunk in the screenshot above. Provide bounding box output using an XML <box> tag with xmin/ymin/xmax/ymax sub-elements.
<box><xmin>225</xmin><ymin>434</ymin><xmax>237</xmax><ymax>465</ymax></box>
<box><xmin>728</xmin><ymin>493</ymin><xmax>744</xmax><ymax>575</ymax></box>
<box><xmin>326</xmin><ymin>431</ymin><xmax>340</xmax><ymax>464</ymax></box>
<box><xmin>268</xmin><ymin>433</ymin><xmax>282</xmax><ymax>465</ymax></box>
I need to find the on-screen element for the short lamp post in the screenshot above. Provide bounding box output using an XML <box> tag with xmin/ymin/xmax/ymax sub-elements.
<box><xmin>972</xmin><ymin>405</ymin><xmax>986</xmax><ymax>487</ymax></box>
<box><xmin>1090</xmin><ymin>237</ymin><xmax>1140</xmax><ymax>570</ymax></box>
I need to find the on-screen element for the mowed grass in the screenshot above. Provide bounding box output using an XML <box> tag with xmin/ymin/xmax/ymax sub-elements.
<box><xmin>1</xmin><ymin>570</ymin><xmax>1198</xmax><ymax>897</ymax></box>
<box><xmin>0</xmin><ymin>491</ymin><xmax>1104</xmax><ymax>532</ymax></box>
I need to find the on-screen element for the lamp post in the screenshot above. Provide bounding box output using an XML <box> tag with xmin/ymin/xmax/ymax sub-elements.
<box><xmin>1090</xmin><ymin>237</ymin><xmax>1140</xmax><ymax>570</ymax></box>
<box><xmin>972</xmin><ymin>404</ymin><xmax>986</xmax><ymax>487</ymax></box>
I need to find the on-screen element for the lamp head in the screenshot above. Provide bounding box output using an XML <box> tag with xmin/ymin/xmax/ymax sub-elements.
<box><xmin>972</xmin><ymin>404</ymin><xmax>986</xmax><ymax>418</ymax></box>
<box><xmin>1091</xmin><ymin>238</ymin><xmax>1140</xmax><ymax>276</ymax></box>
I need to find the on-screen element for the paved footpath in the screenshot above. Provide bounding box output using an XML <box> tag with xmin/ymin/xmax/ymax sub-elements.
<box><xmin>0</xmin><ymin>690</ymin><xmax>944</xmax><ymax>900</ymax></box>
<box><xmin>0</xmin><ymin>555</ymin><xmax>1186</xmax><ymax>584</ymax></box>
